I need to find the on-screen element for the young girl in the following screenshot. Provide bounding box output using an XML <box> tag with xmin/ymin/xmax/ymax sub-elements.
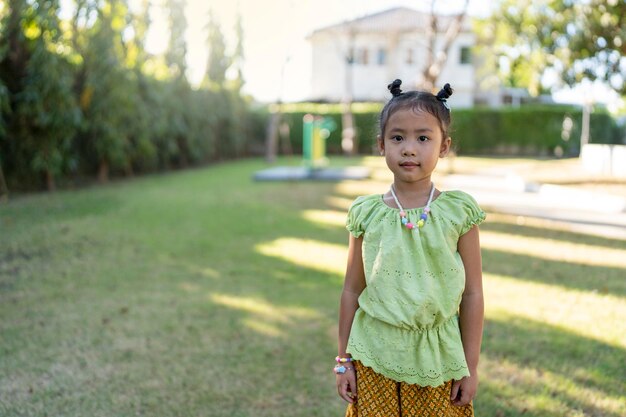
<box><xmin>335</xmin><ymin>79</ymin><xmax>485</xmax><ymax>417</ymax></box>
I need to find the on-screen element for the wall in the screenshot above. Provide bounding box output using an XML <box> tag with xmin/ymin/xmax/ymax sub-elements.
<box><xmin>581</xmin><ymin>144</ymin><xmax>626</xmax><ymax>177</ymax></box>
<box><xmin>310</xmin><ymin>30</ymin><xmax>475</xmax><ymax>106</ymax></box>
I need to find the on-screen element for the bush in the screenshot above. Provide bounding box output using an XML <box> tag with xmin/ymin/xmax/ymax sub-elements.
<box><xmin>278</xmin><ymin>103</ymin><xmax>621</xmax><ymax>157</ymax></box>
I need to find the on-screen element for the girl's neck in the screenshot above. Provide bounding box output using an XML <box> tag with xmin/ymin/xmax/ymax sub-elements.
<box><xmin>390</xmin><ymin>178</ymin><xmax>435</xmax><ymax>208</ymax></box>
<box><xmin>393</xmin><ymin>178</ymin><xmax>433</xmax><ymax>196</ymax></box>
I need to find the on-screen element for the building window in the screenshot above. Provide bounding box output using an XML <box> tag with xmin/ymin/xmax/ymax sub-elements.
<box><xmin>346</xmin><ymin>47</ymin><xmax>354</xmax><ymax>65</ymax></box>
<box><xmin>355</xmin><ymin>48</ymin><xmax>369</xmax><ymax>65</ymax></box>
<box><xmin>406</xmin><ymin>49</ymin><xmax>414</xmax><ymax>65</ymax></box>
<box><xmin>460</xmin><ymin>46</ymin><xmax>472</xmax><ymax>64</ymax></box>
<box><xmin>377</xmin><ymin>48</ymin><xmax>386</xmax><ymax>65</ymax></box>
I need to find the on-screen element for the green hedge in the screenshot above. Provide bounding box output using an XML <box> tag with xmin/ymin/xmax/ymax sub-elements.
<box><xmin>278</xmin><ymin>104</ymin><xmax>623</xmax><ymax>157</ymax></box>
<box><xmin>277</xmin><ymin>103</ymin><xmax>380</xmax><ymax>155</ymax></box>
<box><xmin>451</xmin><ymin>106</ymin><xmax>621</xmax><ymax>156</ymax></box>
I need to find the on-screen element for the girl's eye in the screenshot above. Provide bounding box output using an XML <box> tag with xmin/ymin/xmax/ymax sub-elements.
<box><xmin>391</xmin><ymin>135</ymin><xmax>403</xmax><ymax>142</ymax></box>
<box><xmin>418</xmin><ymin>136</ymin><xmax>429</xmax><ymax>142</ymax></box>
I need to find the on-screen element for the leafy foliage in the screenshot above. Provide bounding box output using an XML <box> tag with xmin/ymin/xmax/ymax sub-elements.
<box><xmin>165</xmin><ymin>0</ymin><xmax>187</xmax><ymax>81</ymax></box>
<box><xmin>0</xmin><ymin>0</ymin><xmax>81</xmax><ymax>190</ymax></box>
<box><xmin>230</xmin><ymin>12</ymin><xmax>245</xmax><ymax>91</ymax></box>
<box><xmin>0</xmin><ymin>0</ymin><xmax>266</xmax><ymax>192</ymax></box>
<box><xmin>478</xmin><ymin>0</ymin><xmax>626</xmax><ymax>94</ymax></box>
<box><xmin>203</xmin><ymin>9</ymin><xmax>229</xmax><ymax>88</ymax></box>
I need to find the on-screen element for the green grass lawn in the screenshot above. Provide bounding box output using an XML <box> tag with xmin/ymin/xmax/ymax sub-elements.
<box><xmin>1</xmin><ymin>157</ymin><xmax>625</xmax><ymax>417</ymax></box>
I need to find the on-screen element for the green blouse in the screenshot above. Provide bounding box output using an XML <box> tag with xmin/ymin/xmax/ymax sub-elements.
<box><xmin>346</xmin><ymin>190</ymin><xmax>485</xmax><ymax>386</ymax></box>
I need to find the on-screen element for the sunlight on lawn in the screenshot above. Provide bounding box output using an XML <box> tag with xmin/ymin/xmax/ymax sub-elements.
<box><xmin>324</xmin><ymin>195</ymin><xmax>353</xmax><ymax>211</ymax></box>
<box><xmin>255</xmin><ymin>237</ymin><xmax>347</xmax><ymax>276</ymax></box>
<box><xmin>484</xmin><ymin>274</ymin><xmax>626</xmax><ymax>348</ymax></box>
<box><xmin>481</xmin><ymin>355</ymin><xmax>625</xmax><ymax>417</ymax></box>
<box><xmin>210</xmin><ymin>293</ymin><xmax>322</xmax><ymax>338</ymax></box>
<box><xmin>481</xmin><ymin>230</ymin><xmax>626</xmax><ymax>269</ymax></box>
<box><xmin>302</xmin><ymin>209</ymin><xmax>346</xmax><ymax>228</ymax></box>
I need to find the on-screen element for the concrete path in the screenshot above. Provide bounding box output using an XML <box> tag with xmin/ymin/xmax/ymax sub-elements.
<box><xmin>440</xmin><ymin>172</ymin><xmax>626</xmax><ymax>239</ymax></box>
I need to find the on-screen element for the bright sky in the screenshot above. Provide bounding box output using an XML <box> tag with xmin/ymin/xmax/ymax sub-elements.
<box><xmin>144</xmin><ymin>0</ymin><xmax>492</xmax><ymax>103</ymax></box>
<box><xmin>59</xmin><ymin>0</ymin><xmax>621</xmax><ymax>109</ymax></box>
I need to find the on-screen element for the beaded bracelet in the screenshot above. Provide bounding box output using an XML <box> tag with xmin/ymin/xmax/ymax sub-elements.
<box><xmin>335</xmin><ymin>356</ymin><xmax>354</xmax><ymax>363</ymax></box>
<box><xmin>333</xmin><ymin>364</ymin><xmax>353</xmax><ymax>375</ymax></box>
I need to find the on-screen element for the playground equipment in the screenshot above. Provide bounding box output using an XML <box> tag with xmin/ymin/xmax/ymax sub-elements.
<box><xmin>253</xmin><ymin>113</ymin><xmax>368</xmax><ymax>181</ymax></box>
<box><xmin>302</xmin><ymin>114</ymin><xmax>336</xmax><ymax>169</ymax></box>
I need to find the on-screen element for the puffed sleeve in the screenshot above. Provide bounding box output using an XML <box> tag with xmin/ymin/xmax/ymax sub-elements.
<box><xmin>458</xmin><ymin>192</ymin><xmax>486</xmax><ymax>235</ymax></box>
<box><xmin>441</xmin><ymin>191</ymin><xmax>486</xmax><ymax>237</ymax></box>
<box><xmin>346</xmin><ymin>196</ymin><xmax>368</xmax><ymax>238</ymax></box>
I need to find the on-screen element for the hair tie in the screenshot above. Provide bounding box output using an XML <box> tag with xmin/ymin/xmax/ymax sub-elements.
<box><xmin>387</xmin><ymin>79</ymin><xmax>403</xmax><ymax>97</ymax></box>
<box><xmin>436</xmin><ymin>83</ymin><xmax>453</xmax><ymax>111</ymax></box>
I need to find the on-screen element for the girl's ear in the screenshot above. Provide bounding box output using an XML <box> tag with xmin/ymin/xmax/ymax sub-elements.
<box><xmin>440</xmin><ymin>137</ymin><xmax>451</xmax><ymax>158</ymax></box>
<box><xmin>377</xmin><ymin>135</ymin><xmax>385</xmax><ymax>155</ymax></box>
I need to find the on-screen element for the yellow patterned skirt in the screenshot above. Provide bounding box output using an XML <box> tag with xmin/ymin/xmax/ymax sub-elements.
<box><xmin>345</xmin><ymin>361</ymin><xmax>474</xmax><ymax>417</ymax></box>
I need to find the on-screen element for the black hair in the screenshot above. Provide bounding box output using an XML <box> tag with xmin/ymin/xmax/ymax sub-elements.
<box><xmin>379</xmin><ymin>79</ymin><xmax>453</xmax><ymax>139</ymax></box>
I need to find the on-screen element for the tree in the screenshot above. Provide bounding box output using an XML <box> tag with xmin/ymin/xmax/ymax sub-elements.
<box><xmin>0</xmin><ymin>0</ymin><xmax>80</xmax><ymax>190</ymax></box>
<box><xmin>163</xmin><ymin>0</ymin><xmax>191</xmax><ymax>167</ymax></box>
<box><xmin>0</xmin><ymin>4</ymin><xmax>13</xmax><ymax>199</ymax></box>
<box><xmin>419</xmin><ymin>0</ymin><xmax>470</xmax><ymax>91</ymax></box>
<box><xmin>229</xmin><ymin>12</ymin><xmax>245</xmax><ymax>91</ymax></box>
<box><xmin>202</xmin><ymin>9</ymin><xmax>229</xmax><ymax>88</ymax></box>
<box><xmin>479</xmin><ymin>0</ymin><xmax>626</xmax><ymax>95</ymax></box>
<box><xmin>0</xmin><ymin>73</ymin><xmax>9</xmax><ymax>200</ymax></box>
<box><xmin>79</xmin><ymin>0</ymin><xmax>135</xmax><ymax>182</ymax></box>
<box><xmin>123</xmin><ymin>0</ymin><xmax>159</xmax><ymax>174</ymax></box>
<box><xmin>321</xmin><ymin>20</ymin><xmax>356</xmax><ymax>156</ymax></box>
<box><xmin>126</xmin><ymin>0</ymin><xmax>151</xmax><ymax>70</ymax></box>
<box><xmin>165</xmin><ymin>0</ymin><xmax>187</xmax><ymax>82</ymax></box>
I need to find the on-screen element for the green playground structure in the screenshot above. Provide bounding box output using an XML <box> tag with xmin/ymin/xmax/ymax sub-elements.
<box><xmin>302</xmin><ymin>114</ymin><xmax>337</xmax><ymax>169</ymax></box>
<box><xmin>253</xmin><ymin>113</ymin><xmax>368</xmax><ymax>181</ymax></box>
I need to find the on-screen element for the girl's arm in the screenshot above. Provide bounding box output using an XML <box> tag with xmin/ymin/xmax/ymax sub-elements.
<box><xmin>451</xmin><ymin>225</ymin><xmax>484</xmax><ymax>406</ymax></box>
<box><xmin>336</xmin><ymin>234</ymin><xmax>366</xmax><ymax>403</ymax></box>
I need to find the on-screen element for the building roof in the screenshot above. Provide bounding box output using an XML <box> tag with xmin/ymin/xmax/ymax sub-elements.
<box><xmin>310</xmin><ymin>7</ymin><xmax>472</xmax><ymax>37</ymax></box>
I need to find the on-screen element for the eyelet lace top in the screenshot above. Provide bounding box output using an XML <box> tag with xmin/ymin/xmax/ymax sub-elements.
<box><xmin>345</xmin><ymin>190</ymin><xmax>486</xmax><ymax>386</ymax></box>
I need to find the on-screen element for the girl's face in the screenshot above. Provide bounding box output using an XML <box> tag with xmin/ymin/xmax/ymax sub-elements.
<box><xmin>378</xmin><ymin>108</ymin><xmax>450</xmax><ymax>185</ymax></box>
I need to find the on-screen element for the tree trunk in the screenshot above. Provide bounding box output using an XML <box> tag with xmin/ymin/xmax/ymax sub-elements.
<box><xmin>341</xmin><ymin>101</ymin><xmax>356</xmax><ymax>155</ymax></box>
<box><xmin>98</xmin><ymin>159</ymin><xmax>109</xmax><ymax>183</ymax></box>
<box><xmin>342</xmin><ymin>27</ymin><xmax>357</xmax><ymax>156</ymax></box>
<box><xmin>265</xmin><ymin>107</ymin><xmax>280</xmax><ymax>163</ymax></box>
<box><xmin>0</xmin><ymin>162</ymin><xmax>8</xmax><ymax>203</ymax></box>
<box><xmin>177</xmin><ymin>136</ymin><xmax>189</xmax><ymax>168</ymax></box>
<box><xmin>45</xmin><ymin>168</ymin><xmax>56</xmax><ymax>191</ymax></box>
<box><xmin>125</xmin><ymin>161</ymin><xmax>135</xmax><ymax>177</ymax></box>
<box><xmin>279</xmin><ymin>121</ymin><xmax>292</xmax><ymax>155</ymax></box>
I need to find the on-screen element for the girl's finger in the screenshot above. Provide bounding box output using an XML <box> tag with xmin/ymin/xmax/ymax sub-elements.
<box><xmin>337</xmin><ymin>378</ymin><xmax>350</xmax><ymax>403</ymax></box>
<box><xmin>450</xmin><ymin>380</ymin><xmax>461</xmax><ymax>402</ymax></box>
<box><xmin>348</xmin><ymin>376</ymin><xmax>357</xmax><ymax>399</ymax></box>
<box><xmin>342</xmin><ymin>381</ymin><xmax>354</xmax><ymax>403</ymax></box>
<box><xmin>459</xmin><ymin>389</ymin><xmax>472</xmax><ymax>406</ymax></box>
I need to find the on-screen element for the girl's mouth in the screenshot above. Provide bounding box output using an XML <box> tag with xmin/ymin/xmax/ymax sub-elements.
<box><xmin>400</xmin><ymin>162</ymin><xmax>420</xmax><ymax>167</ymax></box>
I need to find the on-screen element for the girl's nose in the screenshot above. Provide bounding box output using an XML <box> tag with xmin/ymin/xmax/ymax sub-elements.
<box><xmin>402</xmin><ymin>145</ymin><xmax>417</xmax><ymax>156</ymax></box>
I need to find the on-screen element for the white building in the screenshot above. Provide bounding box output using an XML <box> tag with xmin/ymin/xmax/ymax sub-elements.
<box><xmin>308</xmin><ymin>7</ymin><xmax>477</xmax><ymax>107</ymax></box>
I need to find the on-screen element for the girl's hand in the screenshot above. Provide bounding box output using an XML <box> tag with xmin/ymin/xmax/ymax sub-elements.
<box><xmin>450</xmin><ymin>373</ymin><xmax>478</xmax><ymax>406</ymax></box>
<box><xmin>336</xmin><ymin>367</ymin><xmax>357</xmax><ymax>403</ymax></box>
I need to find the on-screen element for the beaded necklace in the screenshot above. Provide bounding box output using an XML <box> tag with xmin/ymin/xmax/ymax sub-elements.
<box><xmin>390</xmin><ymin>183</ymin><xmax>435</xmax><ymax>230</ymax></box>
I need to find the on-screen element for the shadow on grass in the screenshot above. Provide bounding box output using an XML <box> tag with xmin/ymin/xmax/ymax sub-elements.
<box><xmin>478</xmin><ymin>314</ymin><xmax>626</xmax><ymax>417</ymax></box>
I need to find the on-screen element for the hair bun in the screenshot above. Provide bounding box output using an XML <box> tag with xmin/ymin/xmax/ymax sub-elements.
<box><xmin>436</xmin><ymin>83</ymin><xmax>453</xmax><ymax>100</ymax></box>
<box><xmin>387</xmin><ymin>79</ymin><xmax>403</xmax><ymax>97</ymax></box>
